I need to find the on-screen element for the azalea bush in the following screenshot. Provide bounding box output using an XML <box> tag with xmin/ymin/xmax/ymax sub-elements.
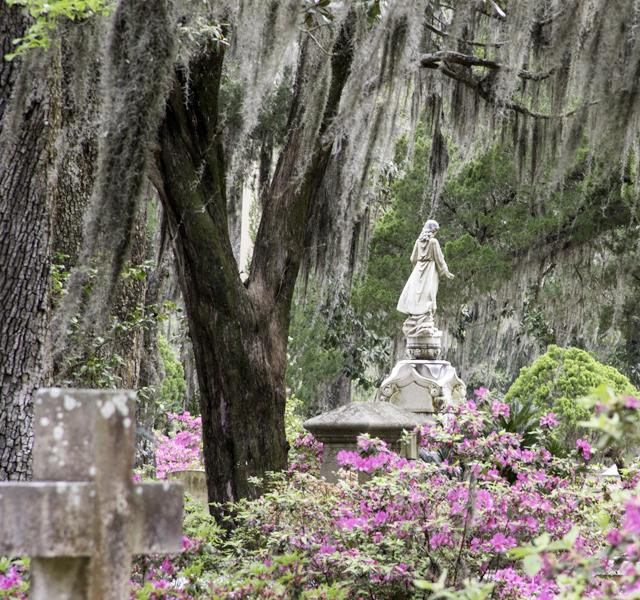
<box><xmin>129</xmin><ymin>388</ymin><xmax>640</xmax><ymax>599</ymax></box>
<box><xmin>155</xmin><ymin>412</ymin><xmax>203</xmax><ymax>479</ymax></box>
<box><xmin>6</xmin><ymin>389</ymin><xmax>640</xmax><ymax>599</ymax></box>
<box><xmin>151</xmin><ymin>395</ymin><xmax>321</xmax><ymax>481</ymax></box>
<box><xmin>0</xmin><ymin>557</ymin><xmax>28</xmax><ymax>599</ymax></box>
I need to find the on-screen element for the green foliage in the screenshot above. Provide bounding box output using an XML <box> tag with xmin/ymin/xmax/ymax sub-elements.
<box><xmin>413</xmin><ymin>573</ymin><xmax>495</xmax><ymax>600</ymax></box>
<box><xmin>498</xmin><ymin>396</ymin><xmax>541</xmax><ymax>449</ymax></box>
<box><xmin>302</xmin><ymin>0</ymin><xmax>382</xmax><ymax>28</ymax></box>
<box><xmin>287</xmin><ymin>288</ymin><xmax>389</xmax><ymax>411</ymax></box>
<box><xmin>522</xmin><ymin>291</ymin><xmax>555</xmax><ymax>349</ymax></box>
<box><xmin>50</xmin><ymin>252</ymin><xmax>71</xmax><ymax>305</ymax></box>
<box><xmin>56</xmin><ymin>261</ymin><xmax>180</xmax><ymax>389</ymax></box>
<box><xmin>505</xmin><ymin>345</ymin><xmax>639</xmax><ymax>445</ymax></box>
<box><xmin>176</xmin><ymin>15</ymin><xmax>228</xmax><ymax>57</ymax></box>
<box><xmin>157</xmin><ymin>335</ymin><xmax>188</xmax><ymax>415</ymax></box>
<box><xmin>5</xmin><ymin>0</ymin><xmax>112</xmax><ymax>60</ymax></box>
<box><xmin>0</xmin><ymin>556</ymin><xmax>29</xmax><ymax>598</ymax></box>
<box><xmin>302</xmin><ymin>0</ymin><xmax>334</xmax><ymax>28</ymax></box>
<box><xmin>287</xmin><ymin>298</ymin><xmax>344</xmax><ymax>410</ymax></box>
<box><xmin>60</xmin><ymin>300</ymin><xmax>178</xmax><ymax>388</ymax></box>
<box><xmin>252</xmin><ymin>68</ymin><xmax>293</xmax><ymax>147</ymax></box>
<box><xmin>578</xmin><ymin>385</ymin><xmax>640</xmax><ymax>458</ymax></box>
<box><xmin>284</xmin><ymin>393</ymin><xmax>305</xmax><ymax>444</ymax></box>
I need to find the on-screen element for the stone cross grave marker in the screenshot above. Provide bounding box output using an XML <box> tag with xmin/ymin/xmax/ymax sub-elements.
<box><xmin>0</xmin><ymin>388</ymin><xmax>184</xmax><ymax>600</ymax></box>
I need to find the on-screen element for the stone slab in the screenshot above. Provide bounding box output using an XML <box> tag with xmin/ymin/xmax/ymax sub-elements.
<box><xmin>168</xmin><ymin>469</ymin><xmax>208</xmax><ymax>506</ymax></box>
<box><xmin>303</xmin><ymin>401</ymin><xmax>427</xmax><ymax>444</ymax></box>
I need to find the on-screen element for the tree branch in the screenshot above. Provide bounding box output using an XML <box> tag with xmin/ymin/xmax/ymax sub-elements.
<box><xmin>248</xmin><ymin>15</ymin><xmax>356</xmax><ymax>318</ymax></box>
<box><xmin>535</xmin><ymin>7</ymin><xmax>566</xmax><ymax>26</ymax></box>
<box><xmin>157</xmin><ymin>48</ymin><xmax>249</xmax><ymax>318</ymax></box>
<box><xmin>433</xmin><ymin>62</ymin><xmax>597</xmax><ymax>120</ymax></box>
<box><xmin>420</xmin><ymin>50</ymin><xmax>555</xmax><ymax>82</ymax></box>
<box><xmin>302</xmin><ymin>29</ymin><xmax>336</xmax><ymax>57</ymax></box>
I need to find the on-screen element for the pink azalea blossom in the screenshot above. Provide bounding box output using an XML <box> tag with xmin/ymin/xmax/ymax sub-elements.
<box><xmin>624</xmin><ymin>501</ymin><xmax>640</xmax><ymax>535</ymax></box>
<box><xmin>487</xmin><ymin>532</ymin><xmax>517</xmax><ymax>552</ymax></box>
<box><xmin>624</xmin><ymin>396</ymin><xmax>640</xmax><ymax>409</ymax></box>
<box><xmin>474</xmin><ymin>387</ymin><xmax>490</xmax><ymax>400</ymax></box>
<box><xmin>155</xmin><ymin>412</ymin><xmax>204</xmax><ymax>479</ymax></box>
<box><xmin>576</xmin><ymin>438</ymin><xmax>593</xmax><ymax>461</ymax></box>
<box><xmin>607</xmin><ymin>528</ymin><xmax>623</xmax><ymax>545</ymax></box>
<box><xmin>539</xmin><ymin>412</ymin><xmax>559</xmax><ymax>427</ymax></box>
<box><xmin>491</xmin><ymin>400</ymin><xmax>510</xmax><ymax>419</ymax></box>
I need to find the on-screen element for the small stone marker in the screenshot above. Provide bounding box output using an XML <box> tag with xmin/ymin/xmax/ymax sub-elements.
<box><xmin>0</xmin><ymin>388</ymin><xmax>183</xmax><ymax>600</ymax></box>
<box><xmin>303</xmin><ymin>401</ymin><xmax>427</xmax><ymax>482</ymax></box>
<box><xmin>168</xmin><ymin>469</ymin><xmax>208</xmax><ymax>506</ymax></box>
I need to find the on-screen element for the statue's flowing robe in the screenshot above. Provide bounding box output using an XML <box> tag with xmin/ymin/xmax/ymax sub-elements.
<box><xmin>397</xmin><ymin>237</ymin><xmax>451</xmax><ymax>315</ymax></box>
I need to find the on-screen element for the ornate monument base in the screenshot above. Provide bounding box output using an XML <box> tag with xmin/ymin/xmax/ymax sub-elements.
<box><xmin>402</xmin><ymin>312</ymin><xmax>442</xmax><ymax>359</ymax></box>
<box><xmin>380</xmin><ymin>311</ymin><xmax>465</xmax><ymax>415</ymax></box>
<box><xmin>379</xmin><ymin>359</ymin><xmax>466</xmax><ymax>415</ymax></box>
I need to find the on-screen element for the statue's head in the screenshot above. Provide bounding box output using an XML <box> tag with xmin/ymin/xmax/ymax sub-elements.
<box><xmin>419</xmin><ymin>219</ymin><xmax>440</xmax><ymax>240</ymax></box>
<box><xmin>424</xmin><ymin>219</ymin><xmax>439</xmax><ymax>233</ymax></box>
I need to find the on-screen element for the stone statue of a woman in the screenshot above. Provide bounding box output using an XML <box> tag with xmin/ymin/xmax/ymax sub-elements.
<box><xmin>397</xmin><ymin>219</ymin><xmax>453</xmax><ymax>316</ymax></box>
<box><xmin>379</xmin><ymin>218</ymin><xmax>466</xmax><ymax>410</ymax></box>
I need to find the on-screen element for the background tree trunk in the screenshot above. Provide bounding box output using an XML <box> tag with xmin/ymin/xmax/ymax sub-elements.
<box><xmin>0</xmin><ymin>5</ymin><xmax>56</xmax><ymax>479</ymax></box>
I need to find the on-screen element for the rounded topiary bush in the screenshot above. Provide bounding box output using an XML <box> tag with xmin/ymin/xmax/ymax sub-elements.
<box><xmin>505</xmin><ymin>345</ymin><xmax>638</xmax><ymax>445</ymax></box>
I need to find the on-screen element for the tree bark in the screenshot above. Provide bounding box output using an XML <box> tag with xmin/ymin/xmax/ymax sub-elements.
<box><xmin>156</xmin><ymin>22</ymin><xmax>355</xmax><ymax>508</ymax></box>
<box><xmin>0</xmin><ymin>5</ymin><xmax>56</xmax><ymax>480</ymax></box>
<box><xmin>49</xmin><ymin>20</ymin><xmax>102</xmax><ymax>267</ymax></box>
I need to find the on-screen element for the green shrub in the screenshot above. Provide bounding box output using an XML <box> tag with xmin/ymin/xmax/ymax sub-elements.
<box><xmin>505</xmin><ymin>345</ymin><xmax>638</xmax><ymax>446</ymax></box>
<box><xmin>157</xmin><ymin>335</ymin><xmax>188</xmax><ymax>414</ymax></box>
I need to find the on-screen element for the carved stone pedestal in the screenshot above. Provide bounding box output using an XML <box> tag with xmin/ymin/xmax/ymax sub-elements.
<box><xmin>402</xmin><ymin>313</ymin><xmax>442</xmax><ymax>360</ymax></box>
<box><xmin>379</xmin><ymin>360</ymin><xmax>466</xmax><ymax>415</ymax></box>
<box><xmin>382</xmin><ymin>310</ymin><xmax>466</xmax><ymax>415</ymax></box>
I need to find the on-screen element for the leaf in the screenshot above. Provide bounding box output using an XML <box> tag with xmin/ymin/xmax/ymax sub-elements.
<box><xmin>523</xmin><ymin>553</ymin><xmax>543</xmax><ymax>577</ymax></box>
<box><xmin>533</xmin><ymin>532</ymin><xmax>551</xmax><ymax>548</ymax></box>
<box><xmin>596</xmin><ymin>510</ymin><xmax>610</xmax><ymax>530</ymax></box>
<box><xmin>563</xmin><ymin>526</ymin><xmax>580</xmax><ymax>547</ymax></box>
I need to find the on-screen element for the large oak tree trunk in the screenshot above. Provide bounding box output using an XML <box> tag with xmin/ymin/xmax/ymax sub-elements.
<box><xmin>156</xmin><ymin>47</ymin><xmax>279</xmax><ymax>504</ymax></box>
<box><xmin>156</xmin><ymin>23</ymin><xmax>355</xmax><ymax>508</ymax></box>
<box><xmin>0</xmin><ymin>5</ymin><xmax>56</xmax><ymax>479</ymax></box>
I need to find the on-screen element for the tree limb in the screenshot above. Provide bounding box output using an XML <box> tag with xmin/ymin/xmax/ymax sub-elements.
<box><xmin>434</xmin><ymin>62</ymin><xmax>597</xmax><ymax>120</ymax></box>
<box><xmin>535</xmin><ymin>7</ymin><xmax>566</xmax><ymax>26</ymax></box>
<box><xmin>157</xmin><ymin>48</ymin><xmax>249</xmax><ymax>318</ymax></box>
<box><xmin>302</xmin><ymin>29</ymin><xmax>336</xmax><ymax>57</ymax></box>
<box><xmin>249</xmin><ymin>15</ymin><xmax>356</xmax><ymax>316</ymax></box>
<box><xmin>420</xmin><ymin>50</ymin><xmax>555</xmax><ymax>82</ymax></box>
